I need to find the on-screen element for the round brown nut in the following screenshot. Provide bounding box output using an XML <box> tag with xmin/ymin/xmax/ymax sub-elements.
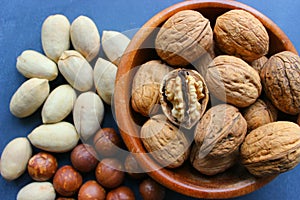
<box><xmin>131</xmin><ymin>60</ymin><xmax>170</xmax><ymax>117</ymax></box>
<box><xmin>124</xmin><ymin>154</ymin><xmax>146</xmax><ymax>179</ymax></box>
<box><xmin>155</xmin><ymin>10</ymin><xmax>213</xmax><ymax>66</ymax></box>
<box><xmin>251</xmin><ymin>56</ymin><xmax>268</xmax><ymax>75</ymax></box>
<box><xmin>95</xmin><ymin>158</ymin><xmax>124</xmax><ymax>189</ymax></box>
<box><xmin>78</xmin><ymin>180</ymin><xmax>106</xmax><ymax>200</ymax></box>
<box><xmin>27</xmin><ymin>152</ymin><xmax>58</xmax><ymax>181</ymax></box>
<box><xmin>71</xmin><ymin>144</ymin><xmax>99</xmax><ymax>173</ymax></box>
<box><xmin>106</xmin><ymin>186</ymin><xmax>135</xmax><ymax>200</ymax></box>
<box><xmin>242</xmin><ymin>99</ymin><xmax>278</xmax><ymax>132</ymax></box>
<box><xmin>56</xmin><ymin>198</ymin><xmax>75</xmax><ymax>200</ymax></box>
<box><xmin>260</xmin><ymin>51</ymin><xmax>300</xmax><ymax>115</ymax></box>
<box><xmin>214</xmin><ymin>9</ymin><xmax>269</xmax><ymax>62</ymax></box>
<box><xmin>53</xmin><ymin>165</ymin><xmax>83</xmax><ymax>197</ymax></box>
<box><xmin>139</xmin><ymin>178</ymin><xmax>166</xmax><ymax>200</ymax></box>
<box><xmin>206</xmin><ymin>55</ymin><xmax>262</xmax><ymax>108</ymax></box>
<box><xmin>141</xmin><ymin>114</ymin><xmax>190</xmax><ymax>168</ymax></box>
<box><xmin>191</xmin><ymin>104</ymin><xmax>247</xmax><ymax>175</ymax></box>
<box><xmin>93</xmin><ymin>128</ymin><xmax>122</xmax><ymax>157</ymax></box>
<box><xmin>160</xmin><ymin>68</ymin><xmax>209</xmax><ymax>129</ymax></box>
<box><xmin>241</xmin><ymin>121</ymin><xmax>300</xmax><ymax>177</ymax></box>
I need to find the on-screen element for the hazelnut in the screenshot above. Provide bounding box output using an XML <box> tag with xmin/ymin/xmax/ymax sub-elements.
<box><xmin>93</xmin><ymin>128</ymin><xmax>122</xmax><ymax>157</ymax></box>
<box><xmin>95</xmin><ymin>158</ymin><xmax>124</xmax><ymax>188</ymax></box>
<box><xmin>71</xmin><ymin>144</ymin><xmax>99</xmax><ymax>173</ymax></box>
<box><xmin>56</xmin><ymin>198</ymin><xmax>75</xmax><ymax>200</ymax></box>
<box><xmin>27</xmin><ymin>152</ymin><xmax>58</xmax><ymax>181</ymax></box>
<box><xmin>139</xmin><ymin>178</ymin><xmax>166</xmax><ymax>200</ymax></box>
<box><xmin>53</xmin><ymin>165</ymin><xmax>83</xmax><ymax>197</ymax></box>
<box><xmin>78</xmin><ymin>180</ymin><xmax>106</xmax><ymax>200</ymax></box>
<box><xmin>106</xmin><ymin>186</ymin><xmax>135</xmax><ymax>200</ymax></box>
<box><xmin>124</xmin><ymin>154</ymin><xmax>146</xmax><ymax>179</ymax></box>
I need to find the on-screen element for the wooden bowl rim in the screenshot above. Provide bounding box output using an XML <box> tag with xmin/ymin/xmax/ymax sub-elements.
<box><xmin>115</xmin><ymin>0</ymin><xmax>296</xmax><ymax>199</ymax></box>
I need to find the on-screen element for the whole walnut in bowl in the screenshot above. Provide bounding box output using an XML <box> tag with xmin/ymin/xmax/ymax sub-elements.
<box><xmin>114</xmin><ymin>0</ymin><xmax>297</xmax><ymax>199</ymax></box>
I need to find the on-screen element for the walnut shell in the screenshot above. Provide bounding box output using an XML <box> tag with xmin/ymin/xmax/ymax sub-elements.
<box><xmin>190</xmin><ymin>146</ymin><xmax>238</xmax><ymax>176</ymax></box>
<box><xmin>251</xmin><ymin>56</ymin><xmax>268</xmax><ymax>75</ymax></box>
<box><xmin>140</xmin><ymin>114</ymin><xmax>190</xmax><ymax>168</ymax></box>
<box><xmin>155</xmin><ymin>10</ymin><xmax>213</xmax><ymax>66</ymax></box>
<box><xmin>131</xmin><ymin>60</ymin><xmax>171</xmax><ymax>117</ymax></box>
<box><xmin>242</xmin><ymin>99</ymin><xmax>278</xmax><ymax>132</ymax></box>
<box><xmin>194</xmin><ymin>104</ymin><xmax>247</xmax><ymax>157</ymax></box>
<box><xmin>214</xmin><ymin>9</ymin><xmax>269</xmax><ymax>62</ymax></box>
<box><xmin>260</xmin><ymin>51</ymin><xmax>300</xmax><ymax>115</ymax></box>
<box><xmin>160</xmin><ymin>68</ymin><xmax>209</xmax><ymax>129</ymax></box>
<box><xmin>241</xmin><ymin>121</ymin><xmax>300</xmax><ymax>177</ymax></box>
<box><xmin>206</xmin><ymin>55</ymin><xmax>262</xmax><ymax>107</ymax></box>
<box><xmin>191</xmin><ymin>104</ymin><xmax>246</xmax><ymax>175</ymax></box>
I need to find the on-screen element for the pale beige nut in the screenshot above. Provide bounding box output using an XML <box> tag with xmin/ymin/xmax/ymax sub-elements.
<box><xmin>206</xmin><ymin>55</ymin><xmax>262</xmax><ymax>108</ymax></box>
<box><xmin>102</xmin><ymin>30</ymin><xmax>130</xmax><ymax>66</ymax></box>
<box><xmin>41</xmin><ymin>14</ymin><xmax>70</xmax><ymax>62</ymax></box>
<box><xmin>73</xmin><ymin>92</ymin><xmax>105</xmax><ymax>141</ymax></box>
<box><xmin>131</xmin><ymin>60</ymin><xmax>171</xmax><ymax>117</ymax></box>
<box><xmin>241</xmin><ymin>121</ymin><xmax>300</xmax><ymax>177</ymax></box>
<box><xmin>141</xmin><ymin>114</ymin><xmax>190</xmax><ymax>168</ymax></box>
<box><xmin>260</xmin><ymin>51</ymin><xmax>300</xmax><ymax>115</ymax></box>
<box><xmin>242</xmin><ymin>98</ymin><xmax>278</xmax><ymax>132</ymax></box>
<box><xmin>94</xmin><ymin>58</ymin><xmax>117</xmax><ymax>105</ymax></box>
<box><xmin>155</xmin><ymin>10</ymin><xmax>213</xmax><ymax>66</ymax></box>
<box><xmin>70</xmin><ymin>16</ymin><xmax>100</xmax><ymax>62</ymax></box>
<box><xmin>214</xmin><ymin>9</ymin><xmax>269</xmax><ymax>62</ymax></box>
<box><xmin>28</xmin><ymin>122</ymin><xmax>79</xmax><ymax>153</ymax></box>
<box><xmin>0</xmin><ymin>137</ymin><xmax>32</xmax><ymax>181</ymax></box>
<box><xmin>160</xmin><ymin>68</ymin><xmax>209</xmax><ymax>129</ymax></box>
<box><xmin>251</xmin><ymin>56</ymin><xmax>268</xmax><ymax>75</ymax></box>
<box><xmin>16</xmin><ymin>50</ymin><xmax>58</xmax><ymax>81</ymax></box>
<box><xmin>58</xmin><ymin>50</ymin><xmax>94</xmax><ymax>92</ymax></box>
<box><xmin>10</xmin><ymin>78</ymin><xmax>50</xmax><ymax>118</ymax></box>
<box><xmin>42</xmin><ymin>84</ymin><xmax>77</xmax><ymax>124</ymax></box>
<box><xmin>17</xmin><ymin>182</ymin><xmax>56</xmax><ymax>200</ymax></box>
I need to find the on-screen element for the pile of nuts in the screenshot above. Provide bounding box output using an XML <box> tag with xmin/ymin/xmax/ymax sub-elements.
<box><xmin>1</xmin><ymin>14</ymin><xmax>166</xmax><ymax>200</ymax></box>
<box><xmin>131</xmin><ymin>9</ymin><xmax>300</xmax><ymax>177</ymax></box>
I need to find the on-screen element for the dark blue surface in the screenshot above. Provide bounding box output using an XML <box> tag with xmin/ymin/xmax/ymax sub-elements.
<box><xmin>0</xmin><ymin>0</ymin><xmax>299</xmax><ymax>199</ymax></box>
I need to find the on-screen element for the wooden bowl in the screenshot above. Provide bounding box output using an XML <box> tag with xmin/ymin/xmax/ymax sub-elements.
<box><xmin>114</xmin><ymin>0</ymin><xmax>297</xmax><ymax>199</ymax></box>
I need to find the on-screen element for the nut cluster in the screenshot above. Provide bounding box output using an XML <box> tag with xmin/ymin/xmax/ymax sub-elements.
<box><xmin>131</xmin><ymin>8</ymin><xmax>300</xmax><ymax>179</ymax></box>
<box><xmin>1</xmin><ymin>13</ymin><xmax>165</xmax><ymax>200</ymax></box>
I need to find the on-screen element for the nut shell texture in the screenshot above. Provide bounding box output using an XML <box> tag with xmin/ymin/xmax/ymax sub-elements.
<box><xmin>241</xmin><ymin>121</ymin><xmax>300</xmax><ymax>177</ymax></box>
<box><xmin>260</xmin><ymin>51</ymin><xmax>300</xmax><ymax>115</ymax></box>
<box><xmin>206</xmin><ymin>55</ymin><xmax>262</xmax><ymax>107</ymax></box>
<box><xmin>140</xmin><ymin>114</ymin><xmax>190</xmax><ymax>168</ymax></box>
<box><xmin>155</xmin><ymin>10</ymin><xmax>213</xmax><ymax>66</ymax></box>
<box><xmin>214</xmin><ymin>9</ymin><xmax>269</xmax><ymax>62</ymax></box>
<box><xmin>131</xmin><ymin>60</ymin><xmax>170</xmax><ymax>117</ymax></box>
<box><xmin>160</xmin><ymin>68</ymin><xmax>209</xmax><ymax>129</ymax></box>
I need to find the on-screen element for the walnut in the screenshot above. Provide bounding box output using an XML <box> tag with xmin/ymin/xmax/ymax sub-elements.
<box><xmin>191</xmin><ymin>104</ymin><xmax>247</xmax><ymax>175</ymax></box>
<box><xmin>260</xmin><ymin>51</ymin><xmax>300</xmax><ymax>115</ymax></box>
<box><xmin>155</xmin><ymin>10</ymin><xmax>213</xmax><ymax>66</ymax></box>
<box><xmin>206</xmin><ymin>55</ymin><xmax>262</xmax><ymax>108</ymax></box>
<box><xmin>241</xmin><ymin>121</ymin><xmax>300</xmax><ymax>177</ymax></box>
<box><xmin>140</xmin><ymin>114</ymin><xmax>190</xmax><ymax>168</ymax></box>
<box><xmin>251</xmin><ymin>56</ymin><xmax>268</xmax><ymax>75</ymax></box>
<box><xmin>191</xmin><ymin>146</ymin><xmax>238</xmax><ymax>176</ymax></box>
<box><xmin>160</xmin><ymin>68</ymin><xmax>209</xmax><ymax>129</ymax></box>
<box><xmin>242</xmin><ymin>99</ymin><xmax>278</xmax><ymax>132</ymax></box>
<box><xmin>214</xmin><ymin>9</ymin><xmax>269</xmax><ymax>62</ymax></box>
<box><xmin>131</xmin><ymin>60</ymin><xmax>171</xmax><ymax>117</ymax></box>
